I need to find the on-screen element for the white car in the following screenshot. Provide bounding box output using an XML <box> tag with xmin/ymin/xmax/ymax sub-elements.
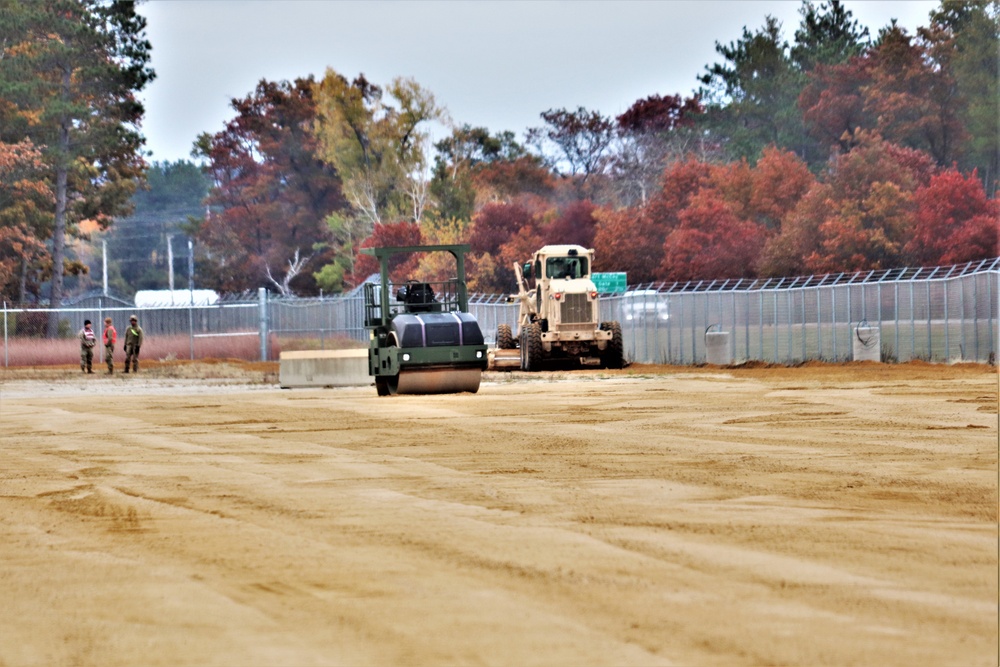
<box><xmin>621</xmin><ymin>289</ymin><xmax>669</xmax><ymax>322</ymax></box>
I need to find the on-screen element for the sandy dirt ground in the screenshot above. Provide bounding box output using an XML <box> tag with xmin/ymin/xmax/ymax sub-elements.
<box><xmin>0</xmin><ymin>361</ymin><xmax>997</xmax><ymax>666</ymax></box>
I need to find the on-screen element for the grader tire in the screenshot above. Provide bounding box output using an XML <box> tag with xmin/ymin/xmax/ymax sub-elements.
<box><xmin>521</xmin><ymin>322</ymin><xmax>543</xmax><ymax>371</ymax></box>
<box><xmin>496</xmin><ymin>323</ymin><xmax>514</xmax><ymax>350</ymax></box>
<box><xmin>601</xmin><ymin>321</ymin><xmax>624</xmax><ymax>369</ymax></box>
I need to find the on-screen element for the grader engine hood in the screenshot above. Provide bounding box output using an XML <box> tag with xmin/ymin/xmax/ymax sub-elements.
<box><xmin>547</xmin><ymin>277</ymin><xmax>596</xmax><ymax>292</ymax></box>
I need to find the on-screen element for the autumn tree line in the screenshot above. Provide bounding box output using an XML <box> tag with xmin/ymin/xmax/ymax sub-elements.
<box><xmin>1</xmin><ymin>0</ymin><xmax>997</xmax><ymax>322</ymax></box>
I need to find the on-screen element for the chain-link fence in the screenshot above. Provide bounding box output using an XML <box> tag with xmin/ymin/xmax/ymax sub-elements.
<box><xmin>3</xmin><ymin>259</ymin><xmax>997</xmax><ymax>366</ymax></box>
<box><xmin>600</xmin><ymin>258</ymin><xmax>999</xmax><ymax>365</ymax></box>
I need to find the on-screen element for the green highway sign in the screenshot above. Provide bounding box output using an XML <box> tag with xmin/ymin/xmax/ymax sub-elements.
<box><xmin>592</xmin><ymin>272</ymin><xmax>627</xmax><ymax>293</ymax></box>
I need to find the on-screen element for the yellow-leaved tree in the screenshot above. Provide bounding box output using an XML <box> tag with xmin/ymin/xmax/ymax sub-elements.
<box><xmin>311</xmin><ymin>70</ymin><xmax>446</xmax><ymax>290</ymax></box>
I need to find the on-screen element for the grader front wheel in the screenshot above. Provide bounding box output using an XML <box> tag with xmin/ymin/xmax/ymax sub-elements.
<box><xmin>521</xmin><ymin>322</ymin><xmax>543</xmax><ymax>371</ymax></box>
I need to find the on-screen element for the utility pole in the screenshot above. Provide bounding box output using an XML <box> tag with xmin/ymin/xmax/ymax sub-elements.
<box><xmin>188</xmin><ymin>238</ymin><xmax>194</xmax><ymax>305</ymax></box>
<box><xmin>167</xmin><ymin>234</ymin><xmax>175</xmax><ymax>291</ymax></box>
<box><xmin>102</xmin><ymin>240</ymin><xmax>108</xmax><ymax>296</ymax></box>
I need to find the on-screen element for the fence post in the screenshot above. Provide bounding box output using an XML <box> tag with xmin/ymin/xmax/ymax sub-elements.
<box><xmin>188</xmin><ymin>304</ymin><xmax>195</xmax><ymax>361</ymax></box>
<box><xmin>97</xmin><ymin>297</ymin><xmax>103</xmax><ymax>365</ymax></box>
<box><xmin>786</xmin><ymin>290</ymin><xmax>793</xmax><ymax>363</ymax></box>
<box><xmin>801</xmin><ymin>289</ymin><xmax>807</xmax><ymax>361</ymax></box>
<box><xmin>665</xmin><ymin>295</ymin><xmax>673</xmax><ymax>364</ymax></box>
<box><xmin>990</xmin><ymin>272</ymin><xmax>995</xmax><ymax>361</ymax></box>
<box><xmin>926</xmin><ymin>282</ymin><xmax>932</xmax><ymax>360</ymax></box>
<box><xmin>972</xmin><ymin>275</ymin><xmax>979</xmax><ymax>361</ymax></box>
<box><xmin>832</xmin><ymin>288</ymin><xmax>838</xmax><ymax>361</ymax></box>
<box><xmin>773</xmin><ymin>291</ymin><xmax>779</xmax><ymax>362</ymax></box>
<box><xmin>846</xmin><ymin>288</ymin><xmax>852</xmax><ymax>361</ymax></box>
<box><xmin>258</xmin><ymin>287</ymin><xmax>268</xmax><ymax>362</ymax></box>
<box><xmin>3</xmin><ymin>301</ymin><xmax>7</xmax><ymax>367</ymax></box>
<box><xmin>959</xmin><ymin>277</ymin><xmax>966</xmax><ymax>361</ymax></box>
<box><xmin>944</xmin><ymin>281</ymin><xmax>950</xmax><ymax>361</ymax></box>
<box><xmin>894</xmin><ymin>282</ymin><xmax>899</xmax><ymax>362</ymax></box>
<box><xmin>690</xmin><ymin>294</ymin><xmax>697</xmax><ymax>364</ymax></box>
<box><xmin>733</xmin><ymin>292</ymin><xmax>740</xmax><ymax>363</ymax></box>
<box><xmin>758</xmin><ymin>291</ymin><xmax>764</xmax><ymax>360</ymax></box>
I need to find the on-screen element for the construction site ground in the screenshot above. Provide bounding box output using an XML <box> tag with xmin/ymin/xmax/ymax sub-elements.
<box><xmin>1</xmin><ymin>360</ymin><xmax>997</xmax><ymax>666</ymax></box>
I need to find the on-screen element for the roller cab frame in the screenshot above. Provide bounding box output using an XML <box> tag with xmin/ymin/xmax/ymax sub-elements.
<box><xmin>362</xmin><ymin>244</ymin><xmax>488</xmax><ymax>395</ymax></box>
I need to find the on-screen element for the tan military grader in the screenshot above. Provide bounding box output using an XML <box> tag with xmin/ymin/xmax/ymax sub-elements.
<box><xmin>494</xmin><ymin>244</ymin><xmax>623</xmax><ymax>371</ymax></box>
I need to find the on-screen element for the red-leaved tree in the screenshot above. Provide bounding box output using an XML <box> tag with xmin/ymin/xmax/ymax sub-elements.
<box><xmin>741</xmin><ymin>147</ymin><xmax>816</xmax><ymax>230</ymax></box>
<box><xmin>349</xmin><ymin>221</ymin><xmax>423</xmax><ymax>286</ymax></box>
<box><xmin>594</xmin><ymin>159</ymin><xmax>715</xmax><ymax>282</ymax></box>
<box><xmin>907</xmin><ymin>168</ymin><xmax>998</xmax><ymax>265</ymax></box>
<box><xmin>800</xmin><ymin>26</ymin><xmax>965</xmax><ymax>166</ymax></box>
<box><xmin>195</xmin><ymin>77</ymin><xmax>346</xmax><ymax>294</ymax></box>
<box><xmin>661</xmin><ymin>193</ymin><xmax>768</xmax><ymax>281</ymax></box>
<box><xmin>468</xmin><ymin>202</ymin><xmax>537</xmax><ymax>291</ymax></box>
<box><xmin>541</xmin><ymin>200</ymin><xmax>599</xmax><ymax>248</ymax></box>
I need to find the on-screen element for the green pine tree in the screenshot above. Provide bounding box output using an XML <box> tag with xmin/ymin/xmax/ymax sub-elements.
<box><xmin>0</xmin><ymin>0</ymin><xmax>154</xmax><ymax>335</ymax></box>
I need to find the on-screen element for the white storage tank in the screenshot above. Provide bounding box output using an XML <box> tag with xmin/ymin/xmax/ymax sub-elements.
<box><xmin>134</xmin><ymin>289</ymin><xmax>220</xmax><ymax>307</ymax></box>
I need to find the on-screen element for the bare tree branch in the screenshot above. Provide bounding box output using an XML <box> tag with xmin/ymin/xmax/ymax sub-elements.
<box><xmin>266</xmin><ymin>248</ymin><xmax>311</xmax><ymax>297</ymax></box>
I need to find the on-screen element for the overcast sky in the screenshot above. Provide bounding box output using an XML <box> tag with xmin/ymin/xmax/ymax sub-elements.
<box><xmin>137</xmin><ymin>0</ymin><xmax>940</xmax><ymax>164</ymax></box>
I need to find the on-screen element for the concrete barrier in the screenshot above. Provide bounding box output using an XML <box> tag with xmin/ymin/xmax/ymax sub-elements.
<box><xmin>852</xmin><ymin>326</ymin><xmax>881</xmax><ymax>362</ymax></box>
<box><xmin>279</xmin><ymin>349</ymin><xmax>371</xmax><ymax>388</ymax></box>
<box><xmin>705</xmin><ymin>331</ymin><xmax>732</xmax><ymax>365</ymax></box>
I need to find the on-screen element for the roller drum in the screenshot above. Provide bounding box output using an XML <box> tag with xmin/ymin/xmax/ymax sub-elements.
<box><xmin>389</xmin><ymin>367</ymin><xmax>482</xmax><ymax>395</ymax></box>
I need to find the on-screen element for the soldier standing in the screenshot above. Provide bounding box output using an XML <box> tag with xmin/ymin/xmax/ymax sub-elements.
<box><xmin>124</xmin><ymin>314</ymin><xmax>144</xmax><ymax>373</ymax></box>
<box><xmin>78</xmin><ymin>319</ymin><xmax>96</xmax><ymax>373</ymax></box>
<box><xmin>103</xmin><ymin>317</ymin><xmax>117</xmax><ymax>374</ymax></box>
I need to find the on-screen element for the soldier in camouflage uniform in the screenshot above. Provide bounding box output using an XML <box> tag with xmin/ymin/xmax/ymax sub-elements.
<box><xmin>78</xmin><ymin>319</ymin><xmax>96</xmax><ymax>373</ymax></box>
<box><xmin>124</xmin><ymin>315</ymin><xmax>144</xmax><ymax>373</ymax></box>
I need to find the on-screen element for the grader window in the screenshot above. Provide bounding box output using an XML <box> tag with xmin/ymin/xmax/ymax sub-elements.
<box><xmin>545</xmin><ymin>257</ymin><xmax>588</xmax><ymax>279</ymax></box>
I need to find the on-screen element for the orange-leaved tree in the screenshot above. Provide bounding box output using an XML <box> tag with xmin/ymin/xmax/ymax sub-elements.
<box><xmin>777</xmin><ymin>132</ymin><xmax>937</xmax><ymax>274</ymax></box>
<box><xmin>0</xmin><ymin>140</ymin><xmax>50</xmax><ymax>301</ymax></box>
